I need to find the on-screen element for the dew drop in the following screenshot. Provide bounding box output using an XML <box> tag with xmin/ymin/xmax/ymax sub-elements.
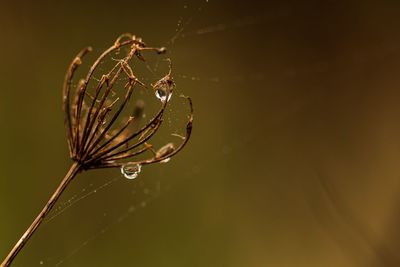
<box><xmin>121</xmin><ymin>163</ymin><xmax>142</xmax><ymax>180</ymax></box>
<box><xmin>155</xmin><ymin>87</ymin><xmax>172</xmax><ymax>102</ymax></box>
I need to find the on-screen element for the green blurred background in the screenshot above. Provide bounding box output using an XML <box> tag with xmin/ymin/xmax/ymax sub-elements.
<box><xmin>2</xmin><ymin>0</ymin><xmax>400</xmax><ymax>266</ymax></box>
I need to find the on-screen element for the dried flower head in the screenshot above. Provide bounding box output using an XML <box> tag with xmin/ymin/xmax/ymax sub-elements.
<box><xmin>1</xmin><ymin>33</ymin><xmax>193</xmax><ymax>267</ymax></box>
<box><xmin>63</xmin><ymin>33</ymin><xmax>193</xmax><ymax>171</ymax></box>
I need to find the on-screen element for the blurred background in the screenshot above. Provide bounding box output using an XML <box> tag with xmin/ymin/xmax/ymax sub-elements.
<box><xmin>2</xmin><ymin>0</ymin><xmax>400</xmax><ymax>266</ymax></box>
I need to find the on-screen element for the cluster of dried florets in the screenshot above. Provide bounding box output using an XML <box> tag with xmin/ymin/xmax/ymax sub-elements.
<box><xmin>1</xmin><ymin>34</ymin><xmax>194</xmax><ymax>267</ymax></box>
<box><xmin>63</xmin><ymin>33</ymin><xmax>193</xmax><ymax>172</ymax></box>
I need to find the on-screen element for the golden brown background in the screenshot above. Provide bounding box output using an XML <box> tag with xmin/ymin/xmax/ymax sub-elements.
<box><xmin>2</xmin><ymin>0</ymin><xmax>400</xmax><ymax>266</ymax></box>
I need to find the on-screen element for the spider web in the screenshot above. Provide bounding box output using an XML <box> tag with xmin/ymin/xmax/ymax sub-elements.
<box><xmin>33</xmin><ymin>2</ymin><xmax>268</xmax><ymax>266</ymax></box>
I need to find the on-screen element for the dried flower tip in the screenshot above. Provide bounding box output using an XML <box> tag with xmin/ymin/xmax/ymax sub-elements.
<box><xmin>155</xmin><ymin>143</ymin><xmax>175</xmax><ymax>159</ymax></box>
<box><xmin>157</xmin><ymin>47</ymin><xmax>167</xmax><ymax>54</ymax></box>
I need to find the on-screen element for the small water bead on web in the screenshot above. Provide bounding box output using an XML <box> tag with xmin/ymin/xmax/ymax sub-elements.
<box><xmin>121</xmin><ymin>163</ymin><xmax>142</xmax><ymax>180</ymax></box>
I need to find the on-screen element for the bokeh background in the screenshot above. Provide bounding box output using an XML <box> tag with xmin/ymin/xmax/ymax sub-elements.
<box><xmin>2</xmin><ymin>0</ymin><xmax>400</xmax><ymax>266</ymax></box>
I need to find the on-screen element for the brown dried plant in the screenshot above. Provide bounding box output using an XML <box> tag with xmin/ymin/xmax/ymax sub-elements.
<box><xmin>1</xmin><ymin>33</ymin><xmax>193</xmax><ymax>267</ymax></box>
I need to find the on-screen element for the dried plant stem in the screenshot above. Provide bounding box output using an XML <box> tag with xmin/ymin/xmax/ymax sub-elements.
<box><xmin>1</xmin><ymin>34</ymin><xmax>194</xmax><ymax>266</ymax></box>
<box><xmin>1</xmin><ymin>162</ymin><xmax>81</xmax><ymax>267</ymax></box>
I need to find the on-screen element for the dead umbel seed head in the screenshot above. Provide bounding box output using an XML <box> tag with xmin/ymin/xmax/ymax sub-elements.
<box><xmin>63</xmin><ymin>33</ymin><xmax>193</xmax><ymax>170</ymax></box>
<box><xmin>1</xmin><ymin>33</ymin><xmax>194</xmax><ymax>267</ymax></box>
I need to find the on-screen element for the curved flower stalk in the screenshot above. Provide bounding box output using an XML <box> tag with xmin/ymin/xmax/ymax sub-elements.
<box><xmin>1</xmin><ymin>33</ymin><xmax>193</xmax><ymax>267</ymax></box>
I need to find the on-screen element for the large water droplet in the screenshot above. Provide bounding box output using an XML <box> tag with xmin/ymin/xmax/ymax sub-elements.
<box><xmin>155</xmin><ymin>87</ymin><xmax>172</xmax><ymax>102</ymax></box>
<box><xmin>121</xmin><ymin>163</ymin><xmax>142</xmax><ymax>180</ymax></box>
